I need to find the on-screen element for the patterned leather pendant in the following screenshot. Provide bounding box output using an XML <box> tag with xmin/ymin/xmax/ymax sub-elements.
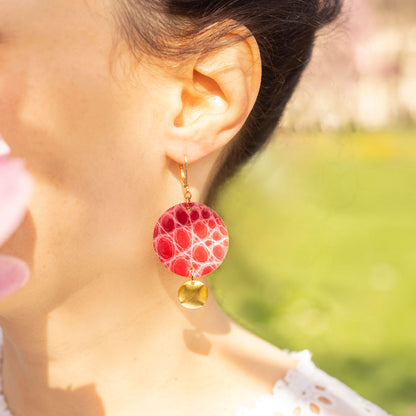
<box><xmin>153</xmin><ymin>202</ymin><xmax>229</xmax><ymax>278</ymax></box>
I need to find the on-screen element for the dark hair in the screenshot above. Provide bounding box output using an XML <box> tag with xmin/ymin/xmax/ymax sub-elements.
<box><xmin>113</xmin><ymin>0</ymin><xmax>343</xmax><ymax>205</ymax></box>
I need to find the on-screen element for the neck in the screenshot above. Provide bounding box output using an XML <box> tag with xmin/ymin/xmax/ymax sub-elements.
<box><xmin>0</xmin><ymin>251</ymin><xmax>237</xmax><ymax>416</ymax></box>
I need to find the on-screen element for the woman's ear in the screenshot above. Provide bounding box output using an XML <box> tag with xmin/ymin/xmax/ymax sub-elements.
<box><xmin>163</xmin><ymin>26</ymin><xmax>262</xmax><ymax>164</ymax></box>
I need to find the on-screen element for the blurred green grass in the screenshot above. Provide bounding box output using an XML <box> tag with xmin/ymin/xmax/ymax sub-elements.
<box><xmin>209</xmin><ymin>128</ymin><xmax>416</xmax><ymax>416</ymax></box>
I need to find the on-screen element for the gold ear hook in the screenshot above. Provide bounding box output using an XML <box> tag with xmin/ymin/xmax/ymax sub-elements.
<box><xmin>179</xmin><ymin>155</ymin><xmax>192</xmax><ymax>209</ymax></box>
<box><xmin>179</xmin><ymin>155</ymin><xmax>188</xmax><ymax>189</ymax></box>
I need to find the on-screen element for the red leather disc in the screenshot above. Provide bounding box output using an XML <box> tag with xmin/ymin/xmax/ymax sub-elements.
<box><xmin>153</xmin><ymin>202</ymin><xmax>229</xmax><ymax>278</ymax></box>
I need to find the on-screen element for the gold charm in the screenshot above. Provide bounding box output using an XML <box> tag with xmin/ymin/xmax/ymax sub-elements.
<box><xmin>178</xmin><ymin>280</ymin><xmax>208</xmax><ymax>309</ymax></box>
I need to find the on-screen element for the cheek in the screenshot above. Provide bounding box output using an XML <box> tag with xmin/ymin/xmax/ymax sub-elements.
<box><xmin>0</xmin><ymin>50</ymin><xmax>66</xmax><ymax>186</ymax></box>
<box><xmin>0</xmin><ymin>40</ymin><xmax>118</xmax><ymax>184</ymax></box>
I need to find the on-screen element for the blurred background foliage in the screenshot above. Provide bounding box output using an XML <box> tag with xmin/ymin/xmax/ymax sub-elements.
<box><xmin>208</xmin><ymin>1</ymin><xmax>416</xmax><ymax>415</ymax></box>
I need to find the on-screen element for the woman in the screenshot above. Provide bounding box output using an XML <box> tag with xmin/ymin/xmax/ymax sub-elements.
<box><xmin>0</xmin><ymin>1</ymin><xmax>392</xmax><ymax>415</ymax></box>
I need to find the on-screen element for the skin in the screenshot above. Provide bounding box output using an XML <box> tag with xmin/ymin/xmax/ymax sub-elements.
<box><xmin>0</xmin><ymin>1</ymin><xmax>298</xmax><ymax>415</ymax></box>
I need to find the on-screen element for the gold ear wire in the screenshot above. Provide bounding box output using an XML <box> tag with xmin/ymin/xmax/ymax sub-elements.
<box><xmin>179</xmin><ymin>155</ymin><xmax>192</xmax><ymax>210</ymax></box>
<box><xmin>179</xmin><ymin>154</ymin><xmax>188</xmax><ymax>187</ymax></box>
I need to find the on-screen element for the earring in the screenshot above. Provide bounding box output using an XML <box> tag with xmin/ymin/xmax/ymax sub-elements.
<box><xmin>153</xmin><ymin>155</ymin><xmax>229</xmax><ymax>309</ymax></box>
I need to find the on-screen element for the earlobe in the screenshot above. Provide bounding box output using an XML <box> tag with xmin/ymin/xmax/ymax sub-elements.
<box><xmin>165</xmin><ymin>27</ymin><xmax>262</xmax><ymax>165</ymax></box>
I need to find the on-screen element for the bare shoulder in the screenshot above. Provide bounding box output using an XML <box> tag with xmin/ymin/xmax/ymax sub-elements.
<box><xmin>206</xmin><ymin>320</ymin><xmax>299</xmax><ymax>412</ymax></box>
<box><xmin>218</xmin><ymin>325</ymin><xmax>393</xmax><ymax>416</ymax></box>
<box><xmin>220</xmin><ymin>320</ymin><xmax>299</xmax><ymax>380</ymax></box>
<box><xmin>213</xmin><ymin>323</ymin><xmax>392</xmax><ymax>416</ymax></box>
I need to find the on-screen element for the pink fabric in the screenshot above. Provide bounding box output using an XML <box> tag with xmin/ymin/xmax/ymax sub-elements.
<box><xmin>0</xmin><ymin>133</ymin><xmax>32</xmax><ymax>299</ymax></box>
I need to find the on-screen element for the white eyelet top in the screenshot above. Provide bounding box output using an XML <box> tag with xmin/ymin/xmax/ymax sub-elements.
<box><xmin>0</xmin><ymin>329</ymin><xmax>392</xmax><ymax>416</ymax></box>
